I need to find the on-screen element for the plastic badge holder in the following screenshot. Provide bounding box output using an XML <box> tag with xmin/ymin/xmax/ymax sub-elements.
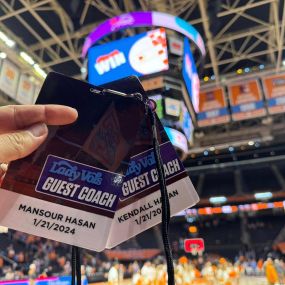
<box><xmin>0</xmin><ymin>73</ymin><xmax>199</xmax><ymax>252</ymax></box>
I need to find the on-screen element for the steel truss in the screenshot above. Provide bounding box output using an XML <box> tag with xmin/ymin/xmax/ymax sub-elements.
<box><xmin>0</xmin><ymin>0</ymin><xmax>283</xmax><ymax>81</ymax></box>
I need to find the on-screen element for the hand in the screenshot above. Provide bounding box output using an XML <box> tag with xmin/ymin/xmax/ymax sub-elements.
<box><xmin>0</xmin><ymin>105</ymin><xmax>78</xmax><ymax>165</ymax></box>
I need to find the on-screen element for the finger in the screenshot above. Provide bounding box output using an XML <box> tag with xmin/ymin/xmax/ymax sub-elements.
<box><xmin>0</xmin><ymin>105</ymin><xmax>78</xmax><ymax>134</ymax></box>
<box><xmin>0</xmin><ymin>123</ymin><xmax>48</xmax><ymax>163</ymax></box>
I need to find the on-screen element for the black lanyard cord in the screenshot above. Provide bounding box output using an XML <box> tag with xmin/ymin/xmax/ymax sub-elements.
<box><xmin>76</xmin><ymin>247</ymin><xmax>81</xmax><ymax>285</ymax></box>
<box><xmin>149</xmin><ymin>107</ymin><xmax>175</xmax><ymax>285</ymax></box>
<box><xmin>71</xmin><ymin>246</ymin><xmax>81</xmax><ymax>285</ymax></box>
<box><xmin>70</xmin><ymin>94</ymin><xmax>175</xmax><ymax>285</ymax></box>
<box><xmin>71</xmin><ymin>246</ymin><xmax>76</xmax><ymax>285</ymax></box>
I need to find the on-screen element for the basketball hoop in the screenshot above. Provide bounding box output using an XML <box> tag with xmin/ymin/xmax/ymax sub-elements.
<box><xmin>184</xmin><ymin>238</ymin><xmax>205</xmax><ymax>256</ymax></box>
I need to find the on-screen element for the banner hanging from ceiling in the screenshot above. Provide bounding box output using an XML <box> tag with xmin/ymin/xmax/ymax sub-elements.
<box><xmin>228</xmin><ymin>80</ymin><xmax>266</xmax><ymax>121</ymax></box>
<box><xmin>197</xmin><ymin>87</ymin><xmax>230</xmax><ymax>127</ymax></box>
<box><xmin>262</xmin><ymin>74</ymin><xmax>285</xmax><ymax>114</ymax></box>
<box><xmin>16</xmin><ymin>74</ymin><xmax>35</xmax><ymax>104</ymax></box>
<box><xmin>0</xmin><ymin>59</ymin><xmax>20</xmax><ymax>98</ymax></box>
<box><xmin>33</xmin><ymin>83</ymin><xmax>42</xmax><ymax>103</ymax></box>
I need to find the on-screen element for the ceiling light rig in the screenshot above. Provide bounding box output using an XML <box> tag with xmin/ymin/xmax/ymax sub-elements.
<box><xmin>34</xmin><ymin>64</ymin><xmax>47</xmax><ymax>78</ymax></box>
<box><xmin>203</xmin><ymin>64</ymin><xmax>267</xmax><ymax>85</ymax></box>
<box><xmin>19</xmin><ymin>52</ymin><xmax>47</xmax><ymax>79</ymax></box>
<box><xmin>236</xmin><ymin>68</ymin><xmax>243</xmax><ymax>74</ymax></box>
<box><xmin>254</xmin><ymin>192</ymin><xmax>273</xmax><ymax>200</ymax></box>
<box><xmin>0</xmin><ymin>30</ymin><xmax>15</xmax><ymax>47</ymax></box>
<box><xmin>209</xmin><ymin>196</ymin><xmax>227</xmax><ymax>204</ymax></box>
<box><xmin>203</xmin><ymin>150</ymin><xmax>209</xmax><ymax>156</ymax></box>
<box><xmin>228</xmin><ymin>146</ymin><xmax>234</xmax><ymax>152</ymax></box>
<box><xmin>20</xmin><ymin>51</ymin><xmax>35</xmax><ymax>65</ymax></box>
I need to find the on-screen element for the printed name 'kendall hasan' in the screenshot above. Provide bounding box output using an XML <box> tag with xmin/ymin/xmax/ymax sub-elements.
<box><xmin>41</xmin><ymin>177</ymin><xmax>117</xmax><ymax>208</ymax></box>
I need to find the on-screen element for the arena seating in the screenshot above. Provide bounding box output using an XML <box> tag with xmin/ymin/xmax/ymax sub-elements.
<box><xmin>136</xmin><ymin>228</ymin><xmax>160</xmax><ymax>249</ymax></box>
<box><xmin>242</xmin><ymin>167</ymin><xmax>281</xmax><ymax>193</ymax></box>
<box><xmin>167</xmin><ymin>212</ymin><xmax>285</xmax><ymax>260</ymax></box>
<box><xmin>199</xmin><ymin>171</ymin><xmax>236</xmax><ymax>197</ymax></box>
<box><xmin>248</xmin><ymin>215</ymin><xmax>285</xmax><ymax>251</ymax></box>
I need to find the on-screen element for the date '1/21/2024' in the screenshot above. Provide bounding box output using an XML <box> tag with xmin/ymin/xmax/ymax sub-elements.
<box><xmin>33</xmin><ymin>218</ymin><xmax>76</xmax><ymax>235</ymax></box>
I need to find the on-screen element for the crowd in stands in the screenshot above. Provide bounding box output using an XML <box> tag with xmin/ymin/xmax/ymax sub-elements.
<box><xmin>0</xmin><ymin>230</ymin><xmax>151</xmax><ymax>281</ymax></box>
<box><xmin>0</xmin><ymin>228</ymin><xmax>285</xmax><ymax>285</ymax></box>
<box><xmin>0</xmin><ymin>231</ymin><xmax>72</xmax><ymax>279</ymax></box>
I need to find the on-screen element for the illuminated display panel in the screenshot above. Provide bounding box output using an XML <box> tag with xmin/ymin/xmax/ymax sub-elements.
<box><xmin>164</xmin><ymin>127</ymin><xmax>188</xmax><ymax>153</ymax></box>
<box><xmin>180</xmin><ymin>102</ymin><xmax>193</xmax><ymax>141</ymax></box>
<box><xmin>149</xmin><ymin>94</ymin><xmax>164</xmax><ymax>119</ymax></box>
<box><xmin>164</xmin><ymin>97</ymin><xmax>181</xmax><ymax>117</ymax></box>
<box><xmin>88</xmin><ymin>28</ymin><xmax>168</xmax><ymax>85</ymax></box>
<box><xmin>182</xmin><ymin>37</ymin><xmax>200</xmax><ymax>113</ymax></box>
<box><xmin>82</xmin><ymin>11</ymin><xmax>205</xmax><ymax>57</ymax></box>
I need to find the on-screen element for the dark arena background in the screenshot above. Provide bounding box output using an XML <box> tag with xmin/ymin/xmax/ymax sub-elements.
<box><xmin>0</xmin><ymin>0</ymin><xmax>285</xmax><ymax>285</ymax></box>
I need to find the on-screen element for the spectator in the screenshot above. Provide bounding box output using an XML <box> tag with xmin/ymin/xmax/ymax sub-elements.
<box><xmin>108</xmin><ymin>263</ymin><xmax>119</xmax><ymax>285</ymax></box>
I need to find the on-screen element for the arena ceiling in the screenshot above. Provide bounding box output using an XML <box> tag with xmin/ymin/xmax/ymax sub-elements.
<box><xmin>0</xmin><ymin>0</ymin><xmax>284</xmax><ymax>83</ymax></box>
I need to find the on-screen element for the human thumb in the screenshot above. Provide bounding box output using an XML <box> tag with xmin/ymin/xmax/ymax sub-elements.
<box><xmin>0</xmin><ymin>123</ymin><xmax>48</xmax><ymax>163</ymax></box>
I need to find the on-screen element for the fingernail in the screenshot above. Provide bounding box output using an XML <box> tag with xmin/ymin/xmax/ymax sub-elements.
<box><xmin>28</xmin><ymin>123</ymin><xmax>48</xmax><ymax>137</ymax></box>
<box><xmin>0</xmin><ymin>163</ymin><xmax>8</xmax><ymax>172</ymax></box>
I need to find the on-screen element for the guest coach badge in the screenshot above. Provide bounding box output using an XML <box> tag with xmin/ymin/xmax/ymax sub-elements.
<box><xmin>106</xmin><ymin>124</ymin><xmax>199</xmax><ymax>248</ymax></box>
